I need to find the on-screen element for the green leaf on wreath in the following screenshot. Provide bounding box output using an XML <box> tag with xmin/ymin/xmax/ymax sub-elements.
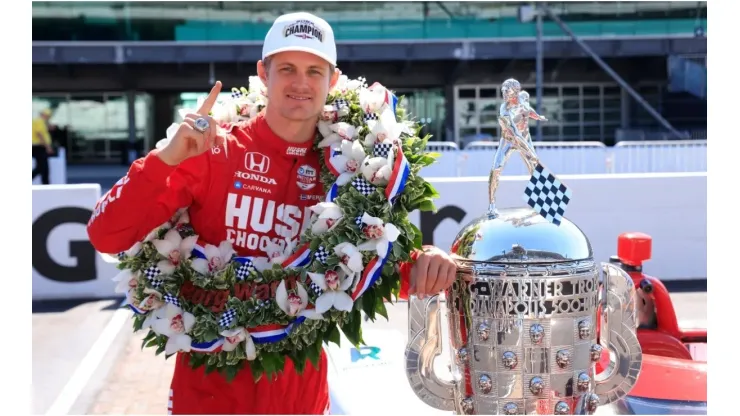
<box><xmin>418</xmin><ymin>199</ymin><xmax>437</xmax><ymax>213</ymax></box>
<box><xmin>326</xmin><ymin>323</ymin><xmax>341</xmax><ymax>347</ymax></box>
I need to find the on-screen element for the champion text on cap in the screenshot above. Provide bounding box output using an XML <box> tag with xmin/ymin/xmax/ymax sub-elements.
<box><xmin>262</xmin><ymin>12</ymin><xmax>337</xmax><ymax>67</ymax></box>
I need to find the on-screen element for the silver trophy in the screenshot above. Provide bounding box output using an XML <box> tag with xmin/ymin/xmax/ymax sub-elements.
<box><xmin>405</xmin><ymin>79</ymin><xmax>643</xmax><ymax>415</ymax></box>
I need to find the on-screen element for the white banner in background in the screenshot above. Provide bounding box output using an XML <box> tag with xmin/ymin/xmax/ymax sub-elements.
<box><xmin>409</xmin><ymin>172</ymin><xmax>707</xmax><ymax>281</ymax></box>
<box><xmin>32</xmin><ymin>184</ymin><xmax>119</xmax><ymax>301</ymax></box>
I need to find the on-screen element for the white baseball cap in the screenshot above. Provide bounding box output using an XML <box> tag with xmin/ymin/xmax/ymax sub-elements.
<box><xmin>262</xmin><ymin>12</ymin><xmax>337</xmax><ymax>67</ymax></box>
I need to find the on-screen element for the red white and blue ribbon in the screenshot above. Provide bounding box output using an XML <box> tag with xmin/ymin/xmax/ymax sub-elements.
<box><xmin>250</xmin><ymin>316</ymin><xmax>305</xmax><ymax>344</ymax></box>
<box><xmin>280</xmin><ymin>243</ymin><xmax>312</xmax><ymax>269</ymax></box>
<box><xmin>191</xmin><ymin>238</ymin><xmax>209</xmax><ymax>260</ymax></box>
<box><xmin>190</xmin><ymin>337</ymin><xmax>225</xmax><ymax>353</ymax></box>
<box><xmin>325</xmin><ymin>183</ymin><xmax>339</xmax><ymax>202</ymax></box>
<box><xmin>127</xmin><ymin>303</ymin><xmax>148</xmax><ymax>315</ymax></box>
<box><xmin>384</xmin><ymin>145</ymin><xmax>411</xmax><ymax>205</ymax></box>
<box><xmin>351</xmin><ymin>241</ymin><xmax>392</xmax><ymax>300</ymax></box>
<box><xmin>324</xmin><ymin>146</ymin><xmax>342</xmax><ymax>177</ymax></box>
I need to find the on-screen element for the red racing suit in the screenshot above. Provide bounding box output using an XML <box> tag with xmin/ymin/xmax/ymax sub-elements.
<box><xmin>87</xmin><ymin>113</ymin><xmax>414</xmax><ymax>415</ymax></box>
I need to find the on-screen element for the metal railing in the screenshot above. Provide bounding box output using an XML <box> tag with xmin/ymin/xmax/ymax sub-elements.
<box><xmin>418</xmin><ymin>140</ymin><xmax>707</xmax><ymax>177</ymax></box>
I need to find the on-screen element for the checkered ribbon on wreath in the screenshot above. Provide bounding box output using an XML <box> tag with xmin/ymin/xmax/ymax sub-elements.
<box><xmin>163</xmin><ymin>293</ymin><xmax>181</xmax><ymax>307</ymax></box>
<box><xmin>373</xmin><ymin>143</ymin><xmax>393</xmax><ymax>158</ymax></box>
<box><xmin>334</xmin><ymin>98</ymin><xmax>349</xmax><ymax>112</ymax></box>
<box><xmin>309</xmin><ymin>282</ymin><xmax>324</xmax><ymax>296</ymax></box>
<box><xmin>363</xmin><ymin>112</ymin><xmax>379</xmax><ymax>122</ymax></box>
<box><xmin>314</xmin><ymin>246</ymin><xmax>330</xmax><ymax>264</ymax></box>
<box><xmin>355</xmin><ymin>215</ymin><xmax>362</xmax><ymax>229</ymax></box>
<box><xmin>219</xmin><ymin>308</ymin><xmax>238</xmax><ymax>328</ymax></box>
<box><xmin>523</xmin><ymin>163</ymin><xmax>573</xmax><ymax>226</ymax></box>
<box><xmin>144</xmin><ymin>265</ymin><xmax>164</xmax><ymax>288</ymax></box>
<box><xmin>352</xmin><ymin>177</ymin><xmax>376</xmax><ymax>197</ymax></box>
<box><xmin>235</xmin><ymin>259</ymin><xmax>257</xmax><ymax>280</ymax></box>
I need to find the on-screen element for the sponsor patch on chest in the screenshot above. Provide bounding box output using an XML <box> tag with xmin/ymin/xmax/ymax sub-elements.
<box><xmin>296</xmin><ymin>164</ymin><xmax>317</xmax><ymax>191</ymax></box>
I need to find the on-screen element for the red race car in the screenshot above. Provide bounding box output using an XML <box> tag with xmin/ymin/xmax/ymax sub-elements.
<box><xmin>595</xmin><ymin>232</ymin><xmax>707</xmax><ymax>415</ymax></box>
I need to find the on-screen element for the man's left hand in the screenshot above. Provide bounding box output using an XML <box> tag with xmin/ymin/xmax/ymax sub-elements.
<box><xmin>409</xmin><ymin>246</ymin><xmax>458</xmax><ymax>299</ymax></box>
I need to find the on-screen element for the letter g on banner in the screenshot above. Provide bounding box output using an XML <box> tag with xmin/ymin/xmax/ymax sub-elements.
<box><xmin>420</xmin><ymin>205</ymin><xmax>467</xmax><ymax>246</ymax></box>
<box><xmin>32</xmin><ymin>207</ymin><xmax>97</xmax><ymax>283</ymax></box>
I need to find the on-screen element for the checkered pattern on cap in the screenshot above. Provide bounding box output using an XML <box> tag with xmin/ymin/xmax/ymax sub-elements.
<box><xmin>235</xmin><ymin>260</ymin><xmax>256</xmax><ymax>280</ymax></box>
<box><xmin>218</xmin><ymin>308</ymin><xmax>237</xmax><ymax>328</ymax></box>
<box><xmin>373</xmin><ymin>143</ymin><xmax>392</xmax><ymax>158</ymax></box>
<box><xmin>352</xmin><ymin>177</ymin><xmax>376</xmax><ymax>197</ymax></box>
<box><xmin>163</xmin><ymin>293</ymin><xmax>181</xmax><ymax>307</ymax></box>
<box><xmin>523</xmin><ymin>163</ymin><xmax>572</xmax><ymax>226</ymax></box>
<box><xmin>231</xmin><ymin>89</ymin><xmax>243</xmax><ymax>99</ymax></box>
<box><xmin>314</xmin><ymin>246</ymin><xmax>330</xmax><ymax>264</ymax></box>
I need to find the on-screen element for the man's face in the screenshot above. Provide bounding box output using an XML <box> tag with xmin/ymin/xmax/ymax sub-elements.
<box><xmin>258</xmin><ymin>51</ymin><xmax>338</xmax><ymax>122</ymax></box>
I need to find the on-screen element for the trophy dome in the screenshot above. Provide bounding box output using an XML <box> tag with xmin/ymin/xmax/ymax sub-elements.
<box><xmin>450</xmin><ymin>207</ymin><xmax>593</xmax><ymax>263</ymax></box>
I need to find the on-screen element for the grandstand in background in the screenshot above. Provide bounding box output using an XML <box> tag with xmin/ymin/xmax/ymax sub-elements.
<box><xmin>32</xmin><ymin>1</ymin><xmax>706</xmax><ymax>166</ymax></box>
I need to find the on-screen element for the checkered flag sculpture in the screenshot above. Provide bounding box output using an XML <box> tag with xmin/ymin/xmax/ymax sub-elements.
<box><xmin>523</xmin><ymin>163</ymin><xmax>572</xmax><ymax>226</ymax></box>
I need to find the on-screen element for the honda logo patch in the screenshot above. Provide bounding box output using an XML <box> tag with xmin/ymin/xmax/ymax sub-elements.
<box><xmin>244</xmin><ymin>152</ymin><xmax>271</xmax><ymax>174</ymax></box>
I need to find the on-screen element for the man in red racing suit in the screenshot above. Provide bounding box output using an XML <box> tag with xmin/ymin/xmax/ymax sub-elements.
<box><xmin>86</xmin><ymin>12</ymin><xmax>457</xmax><ymax>416</ymax></box>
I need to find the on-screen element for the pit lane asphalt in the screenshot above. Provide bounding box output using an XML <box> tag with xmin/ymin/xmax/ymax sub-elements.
<box><xmin>32</xmin><ymin>283</ymin><xmax>706</xmax><ymax>415</ymax></box>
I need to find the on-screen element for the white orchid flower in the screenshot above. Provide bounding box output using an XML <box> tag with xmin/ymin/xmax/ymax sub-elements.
<box><xmin>334</xmin><ymin>242</ymin><xmax>364</xmax><ymax>277</ymax></box>
<box><xmin>310</xmin><ymin>202</ymin><xmax>344</xmax><ymax>235</ymax></box>
<box><xmin>329</xmin><ymin>140</ymin><xmax>368</xmax><ymax>186</ymax></box>
<box><xmin>359</xmin><ymin>82</ymin><xmax>393</xmax><ymax>115</ymax></box>
<box><xmin>275</xmin><ymin>280</ymin><xmax>307</xmax><ymax>317</ymax></box>
<box><xmin>361</xmin><ymin>156</ymin><xmax>393</xmax><ymax>186</ymax></box>
<box><xmin>356</xmin><ymin>213</ymin><xmax>401</xmax><ymax>258</ymax></box>
<box><xmin>150</xmin><ymin>303</ymin><xmax>196</xmax><ymax>355</ymax></box>
<box><xmin>152</xmin><ymin>228</ymin><xmax>198</xmax><ymax>273</ymax></box>
<box><xmin>331</xmin><ymin>75</ymin><xmax>365</xmax><ymax>95</ymax></box>
<box><xmin>253</xmin><ymin>239</ymin><xmax>294</xmax><ymax>272</ymax></box>
<box><xmin>128</xmin><ymin>288</ymin><xmax>164</xmax><ymax>313</ymax></box>
<box><xmin>220</xmin><ymin>327</ymin><xmax>257</xmax><ymax>360</ymax></box>
<box><xmin>318</xmin><ymin>122</ymin><xmax>358</xmax><ymax>148</ymax></box>
<box><xmin>113</xmin><ymin>269</ymin><xmax>139</xmax><ymax>294</ymax></box>
<box><xmin>320</xmin><ymin>105</ymin><xmax>338</xmax><ymax>123</ymax></box>
<box><xmin>123</xmin><ymin>241</ymin><xmax>142</xmax><ymax>258</ymax></box>
<box><xmin>169</xmin><ymin>208</ymin><xmax>190</xmax><ymax>226</ymax></box>
<box><xmin>143</xmin><ymin>221</ymin><xmax>172</xmax><ymax>242</ymax></box>
<box><xmin>308</xmin><ymin>270</ymin><xmax>355</xmax><ymax>314</ymax></box>
<box><xmin>191</xmin><ymin>240</ymin><xmax>236</xmax><ymax>275</ymax></box>
<box><xmin>363</xmin><ymin>111</ymin><xmax>404</xmax><ymax>148</ymax></box>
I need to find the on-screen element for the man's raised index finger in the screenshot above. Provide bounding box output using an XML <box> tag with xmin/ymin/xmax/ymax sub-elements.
<box><xmin>197</xmin><ymin>81</ymin><xmax>222</xmax><ymax>114</ymax></box>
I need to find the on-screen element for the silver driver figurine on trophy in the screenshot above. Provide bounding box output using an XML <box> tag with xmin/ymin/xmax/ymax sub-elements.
<box><xmin>405</xmin><ymin>78</ymin><xmax>643</xmax><ymax>415</ymax></box>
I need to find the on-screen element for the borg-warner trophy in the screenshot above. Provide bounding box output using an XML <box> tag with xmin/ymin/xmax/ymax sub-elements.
<box><xmin>405</xmin><ymin>79</ymin><xmax>643</xmax><ymax>415</ymax></box>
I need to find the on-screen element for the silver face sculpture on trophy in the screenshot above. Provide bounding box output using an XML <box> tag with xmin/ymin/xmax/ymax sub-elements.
<box><xmin>405</xmin><ymin>79</ymin><xmax>643</xmax><ymax>415</ymax></box>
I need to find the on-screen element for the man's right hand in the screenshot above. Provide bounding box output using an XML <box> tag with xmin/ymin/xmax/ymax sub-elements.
<box><xmin>158</xmin><ymin>81</ymin><xmax>224</xmax><ymax>166</ymax></box>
